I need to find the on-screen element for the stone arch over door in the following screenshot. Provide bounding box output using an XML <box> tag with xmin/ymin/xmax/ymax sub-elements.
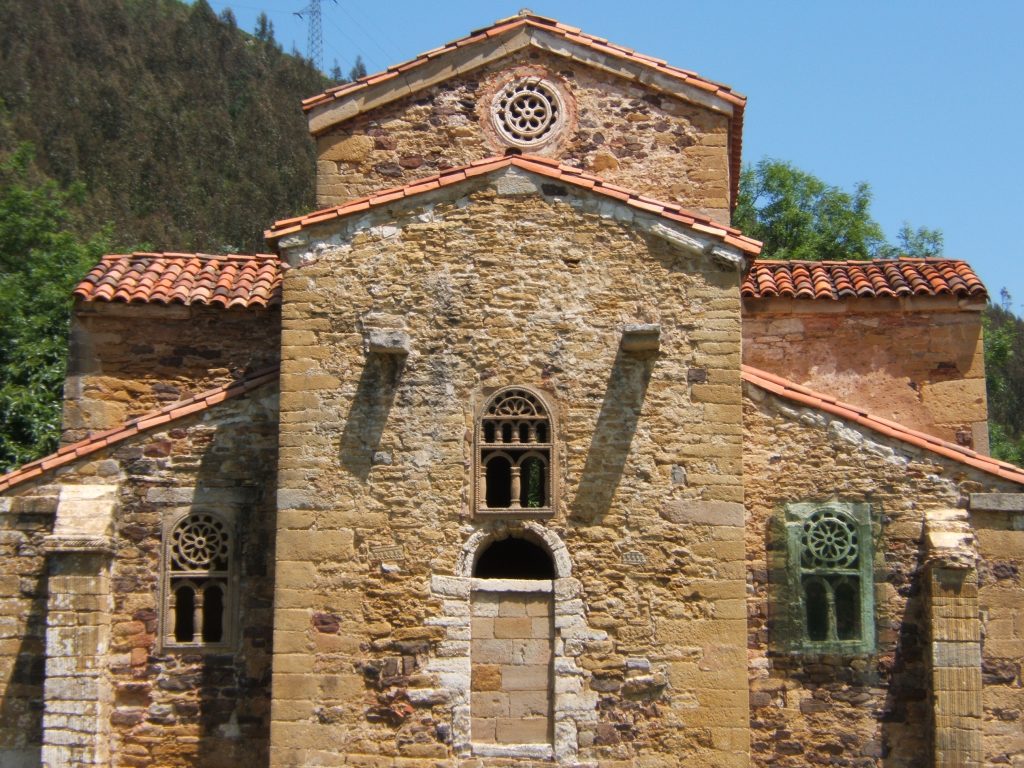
<box><xmin>424</xmin><ymin>521</ymin><xmax>599</xmax><ymax>763</ymax></box>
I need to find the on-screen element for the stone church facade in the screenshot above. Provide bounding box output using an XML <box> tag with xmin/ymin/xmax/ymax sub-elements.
<box><xmin>1</xmin><ymin>13</ymin><xmax>1021</xmax><ymax>768</ymax></box>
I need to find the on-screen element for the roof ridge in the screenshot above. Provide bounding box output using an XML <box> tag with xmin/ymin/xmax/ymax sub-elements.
<box><xmin>264</xmin><ymin>154</ymin><xmax>762</xmax><ymax>256</ymax></box>
<box><xmin>751</xmin><ymin>257</ymin><xmax>972</xmax><ymax>266</ymax></box>
<box><xmin>302</xmin><ymin>15</ymin><xmax>745</xmax><ymax>113</ymax></box>
<box><xmin>99</xmin><ymin>252</ymin><xmax>282</xmax><ymax>261</ymax></box>
<box><xmin>0</xmin><ymin>367</ymin><xmax>280</xmax><ymax>495</ymax></box>
<box><xmin>740</xmin><ymin>364</ymin><xmax>1024</xmax><ymax>486</ymax></box>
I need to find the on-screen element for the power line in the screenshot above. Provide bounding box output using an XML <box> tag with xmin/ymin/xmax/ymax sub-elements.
<box><xmin>294</xmin><ymin>0</ymin><xmax>336</xmax><ymax>72</ymax></box>
<box><xmin>335</xmin><ymin>3</ymin><xmax>400</xmax><ymax>65</ymax></box>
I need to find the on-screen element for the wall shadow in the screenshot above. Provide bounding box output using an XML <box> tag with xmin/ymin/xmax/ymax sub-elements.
<box><xmin>339</xmin><ymin>354</ymin><xmax>403</xmax><ymax>482</ymax></box>
<box><xmin>0</xmin><ymin>568</ymin><xmax>46</xmax><ymax>768</ymax></box>
<box><xmin>880</xmin><ymin>560</ymin><xmax>928</xmax><ymax>766</ymax></box>
<box><xmin>570</xmin><ymin>347</ymin><xmax>653</xmax><ymax>520</ymax></box>
<box><xmin>188</xmin><ymin>394</ymin><xmax>278</xmax><ymax>768</ymax></box>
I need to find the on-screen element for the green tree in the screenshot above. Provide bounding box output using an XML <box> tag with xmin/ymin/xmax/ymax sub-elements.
<box><xmin>734</xmin><ymin>159</ymin><xmax>885</xmax><ymax>260</ymax></box>
<box><xmin>348</xmin><ymin>55</ymin><xmax>368</xmax><ymax>81</ymax></box>
<box><xmin>254</xmin><ymin>11</ymin><xmax>275</xmax><ymax>44</ymax></box>
<box><xmin>734</xmin><ymin>159</ymin><xmax>943</xmax><ymax>261</ymax></box>
<box><xmin>983</xmin><ymin>290</ymin><xmax>1024</xmax><ymax>464</ymax></box>
<box><xmin>0</xmin><ymin>144</ymin><xmax>107</xmax><ymax>471</ymax></box>
<box><xmin>329</xmin><ymin>60</ymin><xmax>346</xmax><ymax>85</ymax></box>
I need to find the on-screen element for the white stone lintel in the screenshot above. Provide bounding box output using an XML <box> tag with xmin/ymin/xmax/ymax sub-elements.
<box><xmin>470</xmin><ymin>578</ymin><xmax>553</xmax><ymax>593</ymax></box>
<box><xmin>471</xmin><ymin>742</ymin><xmax>554</xmax><ymax>760</ymax></box>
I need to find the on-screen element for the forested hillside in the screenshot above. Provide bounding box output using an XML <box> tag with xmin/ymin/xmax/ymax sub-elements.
<box><xmin>0</xmin><ymin>0</ymin><xmax>326</xmax><ymax>252</ymax></box>
<box><xmin>0</xmin><ymin>0</ymin><xmax>332</xmax><ymax>470</ymax></box>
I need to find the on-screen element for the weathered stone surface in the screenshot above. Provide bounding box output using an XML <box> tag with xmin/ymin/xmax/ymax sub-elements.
<box><xmin>743</xmin><ymin>299</ymin><xmax>987</xmax><ymax>450</ymax></box>
<box><xmin>63</xmin><ymin>304</ymin><xmax>280</xmax><ymax>443</ymax></box>
<box><xmin>744</xmin><ymin>386</ymin><xmax>1024</xmax><ymax>767</ymax></box>
<box><xmin>314</xmin><ymin>49</ymin><xmax>732</xmax><ymax>222</ymax></box>
<box><xmin>272</xmin><ymin>181</ymin><xmax>747</xmax><ymax>765</ymax></box>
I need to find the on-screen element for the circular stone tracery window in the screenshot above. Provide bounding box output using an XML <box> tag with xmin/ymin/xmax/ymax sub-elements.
<box><xmin>491</xmin><ymin>78</ymin><xmax>564</xmax><ymax>148</ymax></box>
<box><xmin>800</xmin><ymin>508</ymin><xmax>859</xmax><ymax>569</ymax></box>
<box><xmin>170</xmin><ymin>513</ymin><xmax>230</xmax><ymax>571</ymax></box>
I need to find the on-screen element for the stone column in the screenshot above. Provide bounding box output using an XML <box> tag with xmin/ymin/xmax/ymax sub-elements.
<box><xmin>40</xmin><ymin>485</ymin><xmax>117</xmax><ymax>768</ymax></box>
<box><xmin>924</xmin><ymin>509</ymin><xmax>983</xmax><ymax>768</ymax></box>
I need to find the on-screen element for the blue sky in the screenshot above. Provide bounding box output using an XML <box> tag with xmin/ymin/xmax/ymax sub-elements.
<box><xmin>205</xmin><ymin>0</ymin><xmax>1024</xmax><ymax>309</ymax></box>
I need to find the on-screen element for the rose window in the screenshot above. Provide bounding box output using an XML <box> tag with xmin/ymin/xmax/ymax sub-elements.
<box><xmin>171</xmin><ymin>513</ymin><xmax>230</xmax><ymax>571</ymax></box>
<box><xmin>491</xmin><ymin>78</ymin><xmax>563</xmax><ymax>147</ymax></box>
<box><xmin>801</xmin><ymin>508</ymin><xmax>859</xmax><ymax>569</ymax></box>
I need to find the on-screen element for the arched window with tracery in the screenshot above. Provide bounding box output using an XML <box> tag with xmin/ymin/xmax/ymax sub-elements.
<box><xmin>476</xmin><ymin>387</ymin><xmax>554</xmax><ymax>516</ymax></box>
<box><xmin>782</xmin><ymin>502</ymin><xmax>874</xmax><ymax>653</ymax></box>
<box><xmin>163</xmin><ymin>512</ymin><xmax>235</xmax><ymax>648</ymax></box>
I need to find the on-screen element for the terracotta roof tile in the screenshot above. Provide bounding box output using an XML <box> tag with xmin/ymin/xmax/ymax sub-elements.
<box><xmin>265</xmin><ymin>154</ymin><xmax>763</xmax><ymax>256</ymax></box>
<box><xmin>742</xmin><ymin>365</ymin><xmax>1024</xmax><ymax>486</ymax></box>
<box><xmin>74</xmin><ymin>253</ymin><xmax>285</xmax><ymax>309</ymax></box>
<box><xmin>301</xmin><ymin>14</ymin><xmax>746</xmax><ymax>207</ymax></box>
<box><xmin>741</xmin><ymin>259</ymin><xmax>988</xmax><ymax>301</ymax></box>
<box><xmin>0</xmin><ymin>367</ymin><xmax>279</xmax><ymax>495</ymax></box>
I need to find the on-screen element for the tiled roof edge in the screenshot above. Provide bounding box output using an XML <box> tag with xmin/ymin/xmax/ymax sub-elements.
<box><xmin>741</xmin><ymin>364</ymin><xmax>1024</xmax><ymax>486</ymax></box>
<box><xmin>0</xmin><ymin>367</ymin><xmax>280</xmax><ymax>495</ymax></box>
<box><xmin>742</xmin><ymin>258</ymin><xmax>988</xmax><ymax>302</ymax></box>
<box><xmin>73</xmin><ymin>252</ymin><xmax>286</xmax><ymax>309</ymax></box>
<box><xmin>265</xmin><ymin>154</ymin><xmax>762</xmax><ymax>255</ymax></box>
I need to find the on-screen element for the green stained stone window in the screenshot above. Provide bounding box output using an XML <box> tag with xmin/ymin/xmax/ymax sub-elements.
<box><xmin>778</xmin><ymin>502</ymin><xmax>875</xmax><ymax>654</ymax></box>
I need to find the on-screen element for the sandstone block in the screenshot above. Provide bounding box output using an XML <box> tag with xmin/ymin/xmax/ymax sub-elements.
<box><xmin>501</xmin><ymin>664</ymin><xmax>548</xmax><ymax>690</ymax></box>
<box><xmin>472</xmin><ymin>665</ymin><xmax>502</xmax><ymax>691</ymax></box>
<box><xmin>321</xmin><ymin>134</ymin><xmax>375</xmax><ymax>163</ymax></box>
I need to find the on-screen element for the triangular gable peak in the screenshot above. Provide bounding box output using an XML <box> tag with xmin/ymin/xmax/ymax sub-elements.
<box><xmin>304</xmin><ymin>13</ymin><xmax>746</xmax><ymax>213</ymax></box>
<box><xmin>265</xmin><ymin>154</ymin><xmax>761</xmax><ymax>266</ymax></box>
<box><xmin>304</xmin><ymin>13</ymin><xmax>744</xmax><ymax>130</ymax></box>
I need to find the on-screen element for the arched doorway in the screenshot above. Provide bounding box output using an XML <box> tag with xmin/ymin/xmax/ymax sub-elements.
<box><xmin>470</xmin><ymin>536</ymin><xmax>554</xmax><ymax>747</ymax></box>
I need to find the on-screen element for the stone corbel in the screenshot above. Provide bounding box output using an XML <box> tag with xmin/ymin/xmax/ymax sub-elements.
<box><xmin>620</xmin><ymin>323</ymin><xmax>661</xmax><ymax>355</ymax></box>
<box><xmin>363</xmin><ymin>327</ymin><xmax>411</xmax><ymax>356</ymax></box>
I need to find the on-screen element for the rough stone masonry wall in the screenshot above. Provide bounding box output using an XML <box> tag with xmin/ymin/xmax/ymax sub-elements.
<box><xmin>971</xmin><ymin>506</ymin><xmax>1024</xmax><ymax>764</ymax></box>
<box><xmin>314</xmin><ymin>48</ymin><xmax>732</xmax><ymax>221</ymax></box>
<box><xmin>742</xmin><ymin>298</ymin><xmax>988</xmax><ymax>451</ymax></box>
<box><xmin>272</xmin><ymin>183</ymin><xmax>749</xmax><ymax>766</ymax></box>
<box><xmin>0</xmin><ymin>385</ymin><xmax>279</xmax><ymax>767</ymax></box>
<box><xmin>743</xmin><ymin>384</ymin><xmax>1021</xmax><ymax>768</ymax></box>
<box><xmin>63</xmin><ymin>303</ymin><xmax>280</xmax><ymax>444</ymax></box>
<box><xmin>0</xmin><ymin>484</ymin><xmax>54</xmax><ymax>768</ymax></box>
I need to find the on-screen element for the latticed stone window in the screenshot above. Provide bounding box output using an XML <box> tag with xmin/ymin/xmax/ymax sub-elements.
<box><xmin>162</xmin><ymin>512</ymin><xmax>235</xmax><ymax>648</ymax></box>
<box><xmin>490</xmin><ymin>78</ymin><xmax>564</xmax><ymax>148</ymax></box>
<box><xmin>781</xmin><ymin>502</ymin><xmax>875</xmax><ymax>653</ymax></box>
<box><xmin>476</xmin><ymin>387</ymin><xmax>554</xmax><ymax>517</ymax></box>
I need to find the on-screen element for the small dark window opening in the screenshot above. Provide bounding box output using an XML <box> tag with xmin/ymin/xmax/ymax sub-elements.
<box><xmin>521</xmin><ymin>457</ymin><xmax>546</xmax><ymax>508</ymax></box>
<box><xmin>175</xmin><ymin>585</ymin><xmax>195</xmax><ymax>642</ymax></box>
<box><xmin>501</xmin><ymin>423</ymin><xmax>513</xmax><ymax>443</ymax></box>
<box><xmin>519</xmin><ymin>423</ymin><xmax>530</xmax><ymax>443</ymax></box>
<box><xmin>484</xmin><ymin>423</ymin><xmax>496</xmax><ymax>443</ymax></box>
<box><xmin>486</xmin><ymin>457</ymin><xmax>512</xmax><ymax>508</ymax></box>
<box><xmin>203</xmin><ymin>585</ymin><xmax>224</xmax><ymax>642</ymax></box>
<box><xmin>536</xmin><ymin>423</ymin><xmax>548</xmax><ymax>442</ymax></box>
<box><xmin>804</xmin><ymin>579</ymin><xmax>828</xmax><ymax>642</ymax></box>
<box><xmin>834</xmin><ymin>579</ymin><xmax>859</xmax><ymax>640</ymax></box>
<box><xmin>474</xmin><ymin>537</ymin><xmax>555</xmax><ymax>579</ymax></box>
